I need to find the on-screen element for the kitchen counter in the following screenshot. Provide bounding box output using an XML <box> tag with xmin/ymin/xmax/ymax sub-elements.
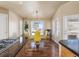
<box><xmin>59</xmin><ymin>40</ymin><xmax>79</xmax><ymax>56</ymax></box>
<box><xmin>0</xmin><ymin>39</ymin><xmax>19</xmax><ymax>54</ymax></box>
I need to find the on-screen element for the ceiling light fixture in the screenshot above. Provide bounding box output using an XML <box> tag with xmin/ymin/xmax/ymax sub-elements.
<box><xmin>35</xmin><ymin>10</ymin><xmax>39</xmax><ymax>20</ymax></box>
<box><xmin>19</xmin><ymin>1</ymin><xmax>23</xmax><ymax>4</ymax></box>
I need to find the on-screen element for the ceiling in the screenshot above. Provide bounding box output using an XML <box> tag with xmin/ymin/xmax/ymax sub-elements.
<box><xmin>0</xmin><ymin>1</ymin><xmax>68</xmax><ymax>19</ymax></box>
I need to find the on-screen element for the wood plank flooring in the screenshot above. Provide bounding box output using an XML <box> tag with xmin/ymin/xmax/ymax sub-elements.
<box><xmin>16</xmin><ymin>40</ymin><xmax>59</xmax><ymax>57</ymax></box>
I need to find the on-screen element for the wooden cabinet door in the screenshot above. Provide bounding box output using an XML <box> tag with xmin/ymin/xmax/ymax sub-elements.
<box><xmin>61</xmin><ymin>46</ymin><xmax>77</xmax><ymax>57</ymax></box>
<box><xmin>0</xmin><ymin>50</ymin><xmax>9</xmax><ymax>57</ymax></box>
<box><xmin>8</xmin><ymin>41</ymin><xmax>20</xmax><ymax>57</ymax></box>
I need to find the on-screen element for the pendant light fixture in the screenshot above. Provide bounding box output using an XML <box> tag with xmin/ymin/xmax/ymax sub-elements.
<box><xmin>35</xmin><ymin>10</ymin><xmax>38</xmax><ymax>20</ymax></box>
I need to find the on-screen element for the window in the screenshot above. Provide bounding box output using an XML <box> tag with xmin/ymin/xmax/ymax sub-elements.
<box><xmin>20</xmin><ymin>19</ymin><xmax>23</xmax><ymax>35</ymax></box>
<box><xmin>56</xmin><ymin>18</ymin><xmax>60</xmax><ymax>37</ymax></box>
<box><xmin>9</xmin><ymin>11</ymin><xmax>20</xmax><ymax>38</ymax></box>
<box><xmin>31</xmin><ymin>20</ymin><xmax>44</xmax><ymax>35</ymax></box>
<box><xmin>52</xmin><ymin>18</ymin><xmax>60</xmax><ymax>38</ymax></box>
<box><xmin>0</xmin><ymin>13</ymin><xmax>8</xmax><ymax>39</ymax></box>
<box><xmin>63</xmin><ymin>14</ymin><xmax>79</xmax><ymax>39</ymax></box>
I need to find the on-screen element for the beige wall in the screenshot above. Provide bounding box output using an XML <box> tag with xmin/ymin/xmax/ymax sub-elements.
<box><xmin>45</xmin><ymin>19</ymin><xmax>51</xmax><ymax>29</ymax></box>
<box><xmin>0</xmin><ymin>7</ymin><xmax>8</xmax><ymax>14</ymax></box>
<box><xmin>52</xmin><ymin>2</ymin><xmax>79</xmax><ymax>42</ymax></box>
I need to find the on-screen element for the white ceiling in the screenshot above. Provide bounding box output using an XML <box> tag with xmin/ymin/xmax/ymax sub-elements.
<box><xmin>0</xmin><ymin>1</ymin><xmax>68</xmax><ymax>19</ymax></box>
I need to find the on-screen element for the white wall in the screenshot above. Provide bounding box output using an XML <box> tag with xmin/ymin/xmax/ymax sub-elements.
<box><xmin>0</xmin><ymin>7</ymin><xmax>23</xmax><ymax>40</ymax></box>
<box><xmin>0</xmin><ymin>7</ymin><xmax>8</xmax><ymax>40</ymax></box>
<box><xmin>0</xmin><ymin>13</ymin><xmax>8</xmax><ymax>40</ymax></box>
<box><xmin>9</xmin><ymin>10</ymin><xmax>23</xmax><ymax>38</ymax></box>
<box><xmin>52</xmin><ymin>2</ymin><xmax>79</xmax><ymax>42</ymax></box>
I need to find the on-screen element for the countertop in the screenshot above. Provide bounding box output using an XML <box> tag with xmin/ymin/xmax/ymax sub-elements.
<box><xmin>0</xmin><ymin>39</ymin><xmax>19</xmax><ymax>54</ymax></box>
<box><xmin>59</xmin><ymin>40</ymin><xmax>79</xmax><ymax>56</ymax></box>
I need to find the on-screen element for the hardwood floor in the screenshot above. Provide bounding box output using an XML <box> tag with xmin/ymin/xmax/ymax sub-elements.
<box><xmin>16</xmin><ymin>39</ymin><xmax>59</xmax><ymax>57</ymax></box>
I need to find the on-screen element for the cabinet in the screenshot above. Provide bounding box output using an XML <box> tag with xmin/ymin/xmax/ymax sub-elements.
<box><xmin>0</xmin><ymin>40</ymin><xmax>21</xmax><ymax>57</ymax></box>
<box><xmin>0</xmin><ymin>50</ymin><xmax>9</xmax><ymax>57</ymax></box>
<box><xmin>8</xmin><ymin>41</ymin><xmax>20</xmax><ymax>57</ymax></box>
<box><xmin>61</xmin><ymin>45</ymin><xmax>77</xmax><ymax>57</ymax></box>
